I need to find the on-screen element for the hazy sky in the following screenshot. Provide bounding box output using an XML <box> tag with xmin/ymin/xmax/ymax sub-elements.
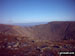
<box><xmin>0</xmin><ymin>0</ymin><xmax>75</xmax><ymax>23</ymax></box>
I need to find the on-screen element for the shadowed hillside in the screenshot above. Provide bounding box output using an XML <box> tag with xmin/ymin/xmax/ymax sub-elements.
<box><xmin>30</xmin><ymin>21</ymin><xmax>75</xmax><ymax>41</ymax></box>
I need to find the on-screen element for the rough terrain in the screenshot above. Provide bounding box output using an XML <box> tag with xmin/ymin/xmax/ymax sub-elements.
<box><xmin>0</xmin><ymin>21</ymin><xmax>75</xmax><ymax>56</ymax></box>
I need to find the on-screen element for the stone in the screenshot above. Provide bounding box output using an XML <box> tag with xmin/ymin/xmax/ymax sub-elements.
<box><xmin>13</xmin><ymin>42</ymin><xmax>19</xmax><ymax>47</ymax></box>
<box><xmin>52</xmin><ymin>46</ymin><xmax>60</xmax><ymax>48</ymax></box>
<box><xmin>41</xmin><ymin>45</ymin><xmax>48</xmax><ymax>48</ymax></box>
<box><xmin>7</xmin><ymin>46</ymin><xmax>12</xmax><ymax>48</ymax></box>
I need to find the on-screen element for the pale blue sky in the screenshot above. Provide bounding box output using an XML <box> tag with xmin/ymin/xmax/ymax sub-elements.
<box><xmin>0</xmin><ymin>0</ymin><xmax>75</xmax><ymax>23</ymax></box>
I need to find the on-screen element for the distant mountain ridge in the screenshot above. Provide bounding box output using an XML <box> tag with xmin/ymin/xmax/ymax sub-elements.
<box><xmin>12</xmin><ymin>22</ymin><xmax>48</xmax><ymax>27</ymax></box>
<box><xmin>0</xmin><ymin>21</ymin><xmax>75</xmax><ymax>41</ymax></box>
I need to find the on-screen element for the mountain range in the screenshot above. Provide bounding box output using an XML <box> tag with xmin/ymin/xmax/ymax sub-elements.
<box><xmin>0</xmin><ymin>21</ymin><xmax>75</xmax><ymax>41</ymax></box>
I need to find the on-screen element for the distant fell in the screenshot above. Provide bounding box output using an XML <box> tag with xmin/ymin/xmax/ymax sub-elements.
<box><xmin>0</xmin><ymin>21</ymin><xmax>75</xmax><ymax>41</ymax></box>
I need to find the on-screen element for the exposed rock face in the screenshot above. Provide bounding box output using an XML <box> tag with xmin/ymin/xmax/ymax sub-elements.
<box><xmin>0</xmin><ymin>21</ymin><xmax>75</xmax><ymax>41</ymax></box>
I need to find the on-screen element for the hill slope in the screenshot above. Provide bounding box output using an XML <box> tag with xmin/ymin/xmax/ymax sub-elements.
<box><xmin>30</xmin><ymin>21</ymin><xmax>75</xmax><ymax>41</ymax></box>
<box><xmin>0</xmin><ymin>21</ymin><xmax>75</xmax><ymax>41</ymax></box>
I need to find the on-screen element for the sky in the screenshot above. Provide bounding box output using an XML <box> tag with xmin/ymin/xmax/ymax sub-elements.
<box><xmin>0</xmin><ymin>0</ymin><xmax>75</xmax><ymax>24</ymax></box>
